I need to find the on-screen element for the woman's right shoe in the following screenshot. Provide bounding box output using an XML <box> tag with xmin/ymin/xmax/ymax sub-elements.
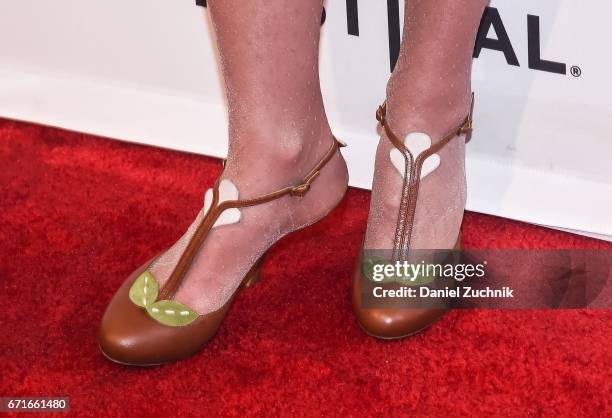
<box><xmin>352</xmin><ymin>95</ymin><xmax>474</xmax><ymax>339</ymax></box>
<box><xmin>99</xmin><ymin>136</ymin><xmax>347</xmax><ymax>366</ymax></box>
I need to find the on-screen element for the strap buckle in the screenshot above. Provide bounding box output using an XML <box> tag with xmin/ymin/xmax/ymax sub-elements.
<box><xmin>290</xmin><ymin>183</ymin><xmax>310</xmax><ymax>197</ymax></box>
<box><xmin>376</xmin><ymin>102</ymin><xmax>387</xmax><ymax>125</ymax></box>
<box><xmin>290</xmin><ymin>170</ymin><xmax>321</xmax><ymax>197</ymax></box>
<box><xmin>458</xmin><ymin>92</ymin><xmax>475</xmax><ymax>138</ymax></box>
<box><xmin>459</xmin><ymin>117</ymin><xmax>473</xmax><ymax>135</ymax></box>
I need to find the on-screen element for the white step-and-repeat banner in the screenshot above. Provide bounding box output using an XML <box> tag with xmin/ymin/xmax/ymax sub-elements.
<box><xmin>1</xmin><ymin>1</ymin><xmax>610</xmax><ymax>240</ymax></box>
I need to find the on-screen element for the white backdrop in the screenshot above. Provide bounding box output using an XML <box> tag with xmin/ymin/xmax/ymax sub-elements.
<box><xmin>1</xmin><ymin>0</ymin><xmax>611</xmax><ymax>241</ymax></box>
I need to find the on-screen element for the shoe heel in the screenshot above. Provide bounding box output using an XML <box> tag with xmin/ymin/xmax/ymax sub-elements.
<box><xmin>242</xmin><ymin>253</ymin><xmax>266</xmax><ymax>288</ymax></box>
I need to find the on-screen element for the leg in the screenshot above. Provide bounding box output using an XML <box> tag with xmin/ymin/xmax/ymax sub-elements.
<box><xmin>154</xmin><ymin>0</ymin><xmax>348</xmax><ymax>313</ymax></box>
<box><xmin>366</xmin><ymin>0</ymin><xmax>488</xmax><ymax>251</ymax></box>
<box><xmin>355</xmin><ymin>0</ymin><xmax>488</xmax><ymax>338</ymax></box>
<box><xmin>98</xmin><ymin>0</ymin><xmax>349</xmax><ymax>364</ymax></box>
<box><xmin>209</xmin><ymin>0</ymin><xmax>340</xmax><ymax>191</ymax></box>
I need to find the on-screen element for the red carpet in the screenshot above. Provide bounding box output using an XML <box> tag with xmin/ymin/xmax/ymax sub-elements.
<box><xmin>1</xmin><ymin>118</ymin><xmax>610</xmax><ymax>416</ymax></box>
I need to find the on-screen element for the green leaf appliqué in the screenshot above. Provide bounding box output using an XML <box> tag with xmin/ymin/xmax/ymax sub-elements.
<box><xmin>129</xmin><ymin>271</ymin><xmax>159</xmax><ymax>308</ymax></box>
<box><xmin>146</xmin><ymin>300</ymin><xmax>198</xmax><ymax>327</ymax></box>
<box><xmin>402</xmin><ymin>265</ymin><xmax>437</xmax><ymax>286</ymax></box>
<box><xmin>362</xmin><ymin>256</ymin><xmax>395</xmax><ymax>283</ymax></box>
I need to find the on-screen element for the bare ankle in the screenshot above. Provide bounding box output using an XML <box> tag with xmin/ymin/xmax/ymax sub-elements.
<box><xmin>226</xmin><ymin>119</ymin><xmax>334</xmax><ymax>172</ymax></box>
<box><xmin>384</xmin><ymin>80</ymin><xmax>472</xmax><ymax>142</ymax></box>
<box><xmin>221</xmin><ymin>118</ymin><xmax>345</xmax><ymax>200</ymax></box>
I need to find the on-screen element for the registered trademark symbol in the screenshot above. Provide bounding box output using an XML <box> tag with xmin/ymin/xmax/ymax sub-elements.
<box><xmin>570</xmin><ymin>66</ymin><xmax>582</xmax><ymax>77</ymax></box>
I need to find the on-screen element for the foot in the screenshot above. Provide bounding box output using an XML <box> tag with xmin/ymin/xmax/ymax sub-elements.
<box><xmin>364</xmin><ymin>89</ymin><xmax>471</xmax><ymax>252</ymax></box>
<box><xmin>149</xmin><ymin>129</ymin><xmax>348</xmax><ymax>314</ymax></box>
<box><xmin>352</xmin><ymin>87</ymin><xmax>472</xmax><ymax>339</ymax></box>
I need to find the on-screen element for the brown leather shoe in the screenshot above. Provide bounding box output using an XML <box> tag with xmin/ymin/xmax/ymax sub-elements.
<box><xmin>99</xmin><ymin>137</ymin><xmax>346</xmax><ymax>366</ymax></box>
<box><xmin>351</xmin><ymin>95</ymin><xmax>474</xmax><ymax>339</ymax></box>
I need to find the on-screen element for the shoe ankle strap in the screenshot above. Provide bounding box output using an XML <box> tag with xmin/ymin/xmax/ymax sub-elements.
<box><xmin>376</xmin><ymin>93</ymin><xmax>474</xmax><ymax>150</ymax></box>
<box><xmin>375</xmin><ymin>93</ymin><xmax>474</xmax><ymax>262</ymax></box>
<box><xmin>158</xmin><ymin>136</ymin><xmax>346</xmax><ymax>299</ymax></box>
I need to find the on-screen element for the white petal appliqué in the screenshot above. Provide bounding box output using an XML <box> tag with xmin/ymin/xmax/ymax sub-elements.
<box><xmin>389</xmin><ymin>132</ymin><xmax>440</xmax><ymax>180</ymax></box>
<box><xmin>203</xmin><ymin>179</ymin><xmax>242</xmax><ymax>228</ymax></box>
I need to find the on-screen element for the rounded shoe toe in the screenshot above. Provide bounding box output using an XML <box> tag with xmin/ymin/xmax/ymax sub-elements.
<box><xmin>98</xmin><ymin>278</ymin><xmax>169</xmax><ymax>366</ymax></box>
<box><xmin>98</xmin><ymin>266</ymin><xmax>225</xmax><ymax>366</ymax></box>
<box><xmin>354</xmin><ymin>306</ymin><xmax>445</xmax><ymax>339</ymax></box>
<box><xmin>352</xmin><ymin>254</ymin><xmax>446</xmax><ymax>339</ymax></box>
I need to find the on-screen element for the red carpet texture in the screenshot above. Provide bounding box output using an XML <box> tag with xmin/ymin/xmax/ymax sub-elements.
<box><xmin>0</xmin><ymin>118</ymin><xmax>610</xmax><ymax>417</ymax></box>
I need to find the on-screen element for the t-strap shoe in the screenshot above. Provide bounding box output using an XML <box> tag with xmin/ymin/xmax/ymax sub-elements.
<box><xmin>99</xmin><ymin>137</ymin><xmax>346</xmax><ymax>366</ymax></box>
<box><xmin>352</xmin><ymin>94</ymin><xmax>474</xmax><ymax>339</ymax></box>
